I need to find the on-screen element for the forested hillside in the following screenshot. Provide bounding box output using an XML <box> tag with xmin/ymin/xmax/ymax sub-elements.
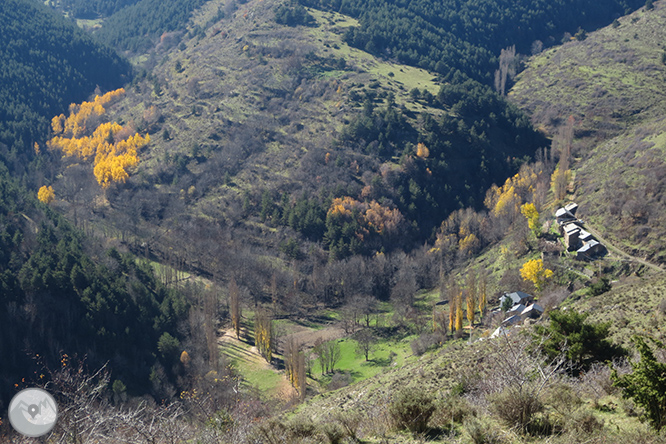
<box><xmin>511</xmin><ymin>2</ymin><xmax>666</xmax><ymax>264</ymax></box>
<box><xmin>94</xmin><ymin>0</ymin><xmax>215</xmax><ymax>52</ymax></box>
<box><xmin>5</xmin><ymin>0</ymin><xmax>666</xmax><ymax>441</ymax></box>
<box><xmin>302</xmin><ymin>0</ymin><xmax>644</xmax><ymax>84</ymax></box>
<box><xmin>0</xmin><ymin>164</ymin><xmax>189</xmax><ymax>409</ymax></box>
<box><xmin>57</xmin><ymin>0</ymin><xmax>141</xmax><ymax>19</ymax></box>
<box><xmin>0</xmin><ymin>0</ymin><xmax>130</xmax><ymax>166</ymax></box>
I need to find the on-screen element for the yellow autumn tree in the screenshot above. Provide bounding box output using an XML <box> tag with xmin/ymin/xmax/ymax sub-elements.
<box><xmin>47</xmin><ymin>88</ymin><xmax>148</xmax><ymax>188</ymax></box>
<box><xmin>455</xmin><ymin>290</ymin><xmax>464</xmax><ymax>332</ymax></box>
<box><xmin>37</xmin><ymin>186</ymin><xmax>55</xmax><ymax>204</ymax></box>
<box><xmin>520</xmin><ymin>259</ymin><xmax>553</xmax><ymax>295</ymax></box>
<box><xmin>520</xmin><ymin>202</ymin><xmax>541</xmax><ymax>237</ymax></box>
<box><xmin>459</xmin><ymin>233</ymin><xmax>480</xmax><ymax>255</ymax></box>
<box><xmin>416</xmin><ymin>142</ymin><xmax>430</xmax><ymax>158</ymax></box>
<box><xmin>180</xmin><ymin>350</ymin><xmax>191</xmax><ymax>367</ymax></box>
<box><xmin>478</xmin><ymin>271</ymin><xmax>487</xmax><ymax>318</ymax></box>
<box><xmin>466</xmin><ymin>273</ymin><xmax>477</xmax><ymax>326</ymax></box>
<box><xmin>551</xmin><ymin>165</ymin><xmax>571</xmax><ymax>201</ymax></box>
<box><xmin>448</xmin><ymin>299</ymin><xmax>456</xmax><ymax>333</ymax></box>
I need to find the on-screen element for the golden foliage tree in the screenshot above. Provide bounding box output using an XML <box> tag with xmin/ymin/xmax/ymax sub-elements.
<box><xmin>520</xmin><ymin>259</ymin><xmax>553</xmax><ymax>295</ymax></box>
<box><xmin>328</xmin><ymin>196</ymin><xmax>405</xmax><ymax>238</ymax></box>
<box><xmin>478</xmin><ymin>271</ymin><xmax>488</xmax><ymax>318</ymax></box>
<box><xmin>520</xmin><ymin>202</ymin><xmax>541</xmax><ymax>237</ymax></box>
<box><xmin>458</xmin><ymin>233</ymin><xmax>480</xmax><ymax>256</ymax></box>
<box><xmin>466</xmin><ymin>273</ymin><xmax>477</xmax><ymax>326</ymax></box>
<box><xmin>455</xmin><ymin>290</ymin><xmax>464</xmax><ymax>332</ymax></box>
<box><xmin>416</xmin><ymin>142</ymin><xmax>430</xmax><ymax>158</ymax></box>
<box><xmin>447</xmin><ymin>281</ymin><xmax>459</xmax><ymax>333</ymax></box>
<box><xmin>448</xmin><ymin>300</ymin><xmax>456</xmax><ymax>333</ymax></box>
<box><xmin>48</xmin><ymin>88</ymin><xmax>149</xmax><ymax>188</ymax></box>
<box><xmin>37</xmin><ymin>185</ymin><xmax>55</xmax><ymax>204</ymax></box>
<box><xmin>180</xmin><ymin>350</ymin><xmax>191</xmax><ymax>367</ymax></box>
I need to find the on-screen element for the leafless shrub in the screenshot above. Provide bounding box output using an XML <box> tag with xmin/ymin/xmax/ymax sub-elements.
<box><xmin>334</xmin><ymin>410</ymin><xmax>363</xmax><ymax>442</ymax></box>
<box><xmin>488</xmin><ymin>387</ymin><xmax>545</xmax><ymax>432</ymax></box>
<box><xmin>473</xmin><ymin>332</ymin><xmax>567</xmax><ymax>433</ymax></box>
<box><xmin>328</xmin><ymin>371</ymin><xmax>352</xmax><ymax>391</ymax></box>
<box><xmin>430</xmin><ymin>394</ymin><xmax>475</xmax><ymax>428</ymax></box>
<box><xmin>577</xmin><ymin>362</ymin><xmax>618</xmax><ymax>402</ymax></box>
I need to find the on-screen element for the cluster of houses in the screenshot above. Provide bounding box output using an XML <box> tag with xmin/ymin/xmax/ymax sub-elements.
<box><xmin>555</xmin><ymin>202</ymin><xmax>604</xmax><ymax>260</ymax></box>
<box><xmin>490</xmin><ymin>291</ymin><xmax>544</xmax><ymax>337</ymax></box>
<box><xmin>489</xmin><ymin>203</ymin><xmax>608</xmax><ymax>338</ymax></box>
<box><xmin>490</xmin><ymin>291</ymin><xmax>543</xmax><ymax>338</ymax></box>
<box><xmin>497</xmin><ymin>291</ymin><xmax>543</xmax><ymax>325</ymax></box>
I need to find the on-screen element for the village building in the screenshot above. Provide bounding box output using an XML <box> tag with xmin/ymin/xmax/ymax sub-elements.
<box><xmin>577</xmin><ymin>239</ymin><xmax>604</xmax><ymax>260</ymax></box>
<box><xmin>520</xmin><ymin>303</ymin><xmax>544</xmax><ymax>320</ymax></box>
<box><xmin>555</xmin><ymin>202</ymin><xmax>605</xmax><ymax>260</ymax></box>
<box><xmin>499</xmin><ymin>291</ymin><xmax>533</xmax><ymax>308</ymax></box>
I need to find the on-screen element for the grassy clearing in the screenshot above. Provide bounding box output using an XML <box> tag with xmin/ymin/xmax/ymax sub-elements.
<box><xmin>310</xmin><ymin>334</ymin><xmax>413</xmax><ymax>385</ymax></box>
<box><xmin>219</xmin><ymin>334</ymin><xmax>286</xmax><ymax>394</ymax></box>
<box><xmin>306</xmin><ymin>7</ymin><xmax>443</xmax><ymax>111</ymax></box>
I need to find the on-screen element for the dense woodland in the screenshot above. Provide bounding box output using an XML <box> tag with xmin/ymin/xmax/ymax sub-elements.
<box><xmin>0</xmin><ymin>0</ymin><xmax>130</xmax><ymax>168</ymax></box>
<box><xmin>0</xmin><ymin>163</ymin><xmax>189</xmax><ymax>407</ymax></box>
<box><xmin>57</xmin><ymin>0</ymin><xmax>141</xmax><ymax>19</ymax></box>
<box><xmin>301</xmin><ymin>0</ymin><xmax>644</xmax><ymax>84</ymax></box>
<box><xmin>94</xmin><ymin>0</ymin><xmax>215</xmax><ymax>51</ymax></box>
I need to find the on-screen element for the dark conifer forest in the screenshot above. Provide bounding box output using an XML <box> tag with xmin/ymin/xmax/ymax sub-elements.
<box><xmin>0</xmin><ymin>0</ymin><xmax>130</xmax><ymax>164</ymax></box>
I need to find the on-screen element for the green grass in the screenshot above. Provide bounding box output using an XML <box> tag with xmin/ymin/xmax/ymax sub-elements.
<box><xmin>310</xmin><ymin>335</ymin><xmax>413</xmax><ymax>385</ymax></box>
<box><xmin>221</xmin><ymin>337</ymin><xmax>285</xmax><ymax>394</ymax></box>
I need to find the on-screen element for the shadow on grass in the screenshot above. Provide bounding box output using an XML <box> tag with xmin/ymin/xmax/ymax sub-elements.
<box><xmin>365</xmin><ymin>356</ymin><xmax>392</xmax><ymax>367</ymax></box>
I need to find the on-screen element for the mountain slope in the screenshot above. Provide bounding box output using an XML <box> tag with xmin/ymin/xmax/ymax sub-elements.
<box><xmin>511</xmin><ymin>2</ymin><xmax>666</xmax><ymax>148</ymax></box>
<box><xmin>0</xmin><ymin>0</ymin><xmax>130</xmax><ymax>163</ymax></box>
<box><xmin>50</xmin><ymin>0</ymin><xmax>545</xmax><ymax>277</ymax></box>
<box><xmin>302</xmin><ymin>0</ymin><xmax>644</xmax><ymax>84</ymax></box>
<box><xmin>0</xmin><ymin>164</ymin><xmax>189</xmax><ymax>410</ymax></box>
<box><xmin>511</xmin><ymin>1</ymin><xmax>666</xmax><ymax>264</ymax></box>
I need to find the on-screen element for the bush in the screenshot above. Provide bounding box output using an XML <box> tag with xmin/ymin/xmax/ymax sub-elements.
<box><xmin>389</xmin><ymin>387</ymin><xmax>436</xmax><ymax>434</ymax></box>
<box><xmin>320</xmin><ymin>421</ymin><xmax>345</xmax><ymax>444</ymax></box>
<box><xmin>464</xmin><ymin>417</ymin><xmax>505</xmax><ymax>444</ymax></box>
<box><xmin>335</xmin><ymin>411</ymin><xmax>363</xmax><ymax>441</ymax></box>
<box><xmin>328</xmin><ymin>371</ymin><xmax>352</xmax><ymax>391</ymax></box>
<box><xmin>431</xmin><ymin>394</ymin><xmax>474</xmax><ymax>427</ymax></box>
<box><xmin>489</xmin><ymin>387</ymin><xmax>543</xmax><ymax>432</ymax></box>
<box><xmin>286</xmin><ymin>416</ymin><xmax>319</xmax><ymax>438</ymax></box>
<box><xmin>410</xmin><ymin>332</ymin><xmax>444</xmax><ymax>356</ymax></box>
<box><xmin>588</xmin><ymin>277</ymin><xmax>611</xmax><ymax>296</ymax></box>
<box><xmin>565</xmin><ymin>409</ymin><xmax>603</xmax><ymax>435</ymax></box>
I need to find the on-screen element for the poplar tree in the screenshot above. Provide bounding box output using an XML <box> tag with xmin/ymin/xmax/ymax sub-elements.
<box><xmin>229</xmin><ymin>278</ymin><xmax>241</xmax><ymax>339</ymax></box>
